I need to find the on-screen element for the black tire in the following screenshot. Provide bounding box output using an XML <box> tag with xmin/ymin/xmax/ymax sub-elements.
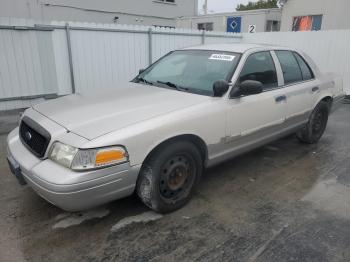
<box><xmin>297</xmin><ymin>101</ymin><xmax>329</xmax><ymax>144</ymax></box>
<box><xmin>136</xmin><ymin>140</ymin><xmax>203</xmax><ymax>213</ymax></box>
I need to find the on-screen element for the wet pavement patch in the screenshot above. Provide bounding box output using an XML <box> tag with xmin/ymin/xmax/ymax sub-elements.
<box><xmin>53</xmin><ymin>207</ymin><xmax>110</xmax><ymax>229</ymax></box>
<box><xmin>111</xmin><ymin>211</ymin><xmax>163</xmax><ymax>232</ymax></box>
<box><xmin>302</xmin><ymin>178</ymin><xmax>350</xmax><ymax>219</ymax></box>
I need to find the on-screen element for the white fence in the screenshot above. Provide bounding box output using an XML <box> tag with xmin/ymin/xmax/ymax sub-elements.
<box><xmin>0</xmin><ymin>18</ymin><xmax>241</xmax><ymax>110</ymax></box>
<box><xmin>0</xmin><ymin>18</ymin><xmax>349</xmax><ymax>111</ymax></box>
<box><xmin>242</xmin><ymin>30</ymin><xmax>350</xmax><ymax>97</ymax></box>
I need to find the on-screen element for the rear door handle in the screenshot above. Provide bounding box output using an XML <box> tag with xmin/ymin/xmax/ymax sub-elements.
<box><xmin>312</xmin><ymin>86</ymin><xmax>319</xmax><ymax>92</ymax></box>
<box><xmin>275</xmin><ymin>95</ymin><xmax>287</xmax><ymax>103</ymax></box>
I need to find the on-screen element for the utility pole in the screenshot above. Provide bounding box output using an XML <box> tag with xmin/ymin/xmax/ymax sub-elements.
<box><xmin>203</xmin><ymin>0</ymin><xmax>208</xmax><ymax>15</ymax></box>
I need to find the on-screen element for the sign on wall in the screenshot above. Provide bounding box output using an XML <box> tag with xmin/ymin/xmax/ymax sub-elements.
<box><xmin>226</xmin><ymin>17</ymin><xmax>242</xmax><ymax>33</ymax></box>
<box><xmin>248</xmin><ymin>25</ymin><xmax>256</xmax><ymax>33</ymax></box>
<box><xmin>292</xmin><ymin>15</ymin><xmax>323</xmax><ymax>31</ymax></box>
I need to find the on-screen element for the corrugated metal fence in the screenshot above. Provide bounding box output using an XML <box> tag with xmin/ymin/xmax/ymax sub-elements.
<box><xmin>0</xmin><ymin>18</ymin><xmax>241</xmax><ymax>110</ymax></box>
<box><xmin>0</xmin><ymin>18</ymin><xmax>349</xmax><ymax>111</ymax></box>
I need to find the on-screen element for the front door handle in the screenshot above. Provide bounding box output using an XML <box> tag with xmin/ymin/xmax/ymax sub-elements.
<box><xmin>312</xmin><ymin>86</ymin><xmax>319</xmax><ymax>92</ymax></box>
<box><xmin>275</xmin><ymin>95</ymin><xmax>287</xmax><ymax>103</ymax></box>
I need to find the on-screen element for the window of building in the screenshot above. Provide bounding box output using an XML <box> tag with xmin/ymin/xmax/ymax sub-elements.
<box><xmin>293</xmin><ymin>52</ymin><xmax>314</xmax><ymax>81</ymax></box>
<box><xmin>197</xmin><ymin>22</ymin><xmax>213</xmax><ymax>31</ymax></box>
<box><xmin>266</xmin><ymin>20</ymin><xmax>280</xmax><ymax>32</ymax></box>
<box><xmin>275</xmin><ymin>51</ymin><xmax>303</xmax><ymax>85</ymax></box>
<box><xmin>153</xmin><ymin>25</ymin><xmax>175</xmax><ymax>29</ymax></box>
<box><xmin>292</xmin><ymin>15</ymin><xmax>322</xmax><ymax>31</ymax></box>
<box><xmin>238</xmin><ymin>51</ymin><xmax>278</xmax><ymax>90</ymax></box>
<box><xmin>156</xmin><ymin>0</ymin><xmax>176</xmax><ymax>3</ymax></box>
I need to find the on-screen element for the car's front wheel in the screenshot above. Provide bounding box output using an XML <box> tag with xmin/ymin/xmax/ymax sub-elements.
<box><xmin>136</xmin><ymin>140</ymin><xmax>203</xmax><ymax>213</ymax></box>
<box><xmin>297</xmin><ymin>101</ymin><xmax>329</xmax><ymax>144</ymax></box>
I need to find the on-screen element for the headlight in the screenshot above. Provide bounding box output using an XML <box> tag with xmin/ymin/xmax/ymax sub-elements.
<box><xmin>49</xmin><ymin>142</ymin><xmax>78</xmax><ymax>169</ymax></box>
<box><xmin>49</xmin><ymin>142</ymin><xmax>128</xmax><ymax>171</ymax></box>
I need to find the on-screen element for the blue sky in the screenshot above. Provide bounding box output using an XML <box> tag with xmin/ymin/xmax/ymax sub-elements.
<box><xmin>198</xmin><ymin>0</ymin><xmax>252</xmax><ymax>14</ymax></box>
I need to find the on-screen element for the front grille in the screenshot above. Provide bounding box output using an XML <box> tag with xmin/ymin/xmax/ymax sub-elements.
<box><xmin>19</xmin><ymin>117</ymin><xmax>51</xmax><ymax>158</ymax></box>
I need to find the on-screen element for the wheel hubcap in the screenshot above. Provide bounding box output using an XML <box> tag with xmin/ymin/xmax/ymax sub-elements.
<box><xmin>159</xmin><ymin>154</ymin><xmax>195</xmax><ymax>200</ymax></box>
<box><xmin>167</xmin><ymin>166</ymin><xmax>187</xmax><ymax>191</ymax></box>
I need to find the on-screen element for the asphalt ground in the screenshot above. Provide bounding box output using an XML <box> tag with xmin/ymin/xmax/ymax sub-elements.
<box><xmin>0</xmin><ymin>104</ymin><xmax>350</xmax><ymax>262</ymax></box>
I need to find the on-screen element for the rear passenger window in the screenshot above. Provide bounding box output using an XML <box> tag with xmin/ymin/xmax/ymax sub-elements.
<box><xmin>294</xmin><ymin>52</ymin><xmax>314</xmax><ymax>81</ymax></box>
<box><xmin>239</xmin><ymin>51</ymin><xmax>278</xmax><ymax>90</ymax></box>
<box><xmin>275</xmin><ymin>51</ymin><xmax>303</xmax><ymax>85</ymax></box>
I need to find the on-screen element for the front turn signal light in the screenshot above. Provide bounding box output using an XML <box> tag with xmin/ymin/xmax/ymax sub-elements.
<box><xmin>70</xmin><ymin>146</ymin><xmax>128</xmax><ymax>171</ymax></box>
<box><xmin>95</xmin><ymin>149</ymin><xmax>127</xmax><ymax>166</ymax></box>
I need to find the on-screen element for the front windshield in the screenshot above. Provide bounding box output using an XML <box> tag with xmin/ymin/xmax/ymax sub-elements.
<box><xmin>134</xmin><ymin>50</ymin><xmax>241</xmax><ymax>96</ymax></box>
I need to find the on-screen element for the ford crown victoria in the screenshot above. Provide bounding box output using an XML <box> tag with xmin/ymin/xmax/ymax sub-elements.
<box><xmin>7</xmin><ymin>44</ymin><xmax>344</xmax><ymax>213</ymax></box>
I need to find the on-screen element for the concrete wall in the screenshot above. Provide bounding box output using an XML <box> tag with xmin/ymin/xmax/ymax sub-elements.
<box><xmin>0</xmin><ymin>0</ymin><xmax>198</xmax><ymax>27</ymax></box>
<box><xmin>176</xmin><ymin>9</ymin><xmax>281</xmax><ymax>33</ymax></box>
<box><xmin>280</xmin><ymin>0</ymin><xmax>350</xmax><ymax>31</ymax></box>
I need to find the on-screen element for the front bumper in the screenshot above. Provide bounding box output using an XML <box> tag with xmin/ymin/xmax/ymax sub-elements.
<box><xmin>7</xmin><ymin>129</ymin><xmax>140</xmax><ymax>211</ymax></box>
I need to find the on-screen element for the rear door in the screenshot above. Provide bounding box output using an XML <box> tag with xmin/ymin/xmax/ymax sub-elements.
<box><xmin>274</xmin><ymin>50</ymin><xmax>316</xmax><ymax>125</ymax></box>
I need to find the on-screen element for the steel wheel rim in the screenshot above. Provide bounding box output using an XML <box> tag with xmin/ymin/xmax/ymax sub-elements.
<box><xmin>159</xmin><ymin>153</ymin><xmax>196</xmax><ymax>201</ymax></box>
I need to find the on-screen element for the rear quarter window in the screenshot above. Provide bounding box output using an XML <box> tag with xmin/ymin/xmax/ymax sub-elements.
<box><xmin>293</xmin><ymin>52</ymin><xmax>314</xmax><ymax>81</ymax></box>
<box><xmin>275</xmin><ymin>50</ymin><xmax>303</xmax><ymax>85</ymax></box>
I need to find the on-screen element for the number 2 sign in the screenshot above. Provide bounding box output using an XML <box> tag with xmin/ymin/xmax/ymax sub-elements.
<box><xmin>248</xmin><ymin>25</ymin><xmax>256</xmax><ymax>33</ymax></box>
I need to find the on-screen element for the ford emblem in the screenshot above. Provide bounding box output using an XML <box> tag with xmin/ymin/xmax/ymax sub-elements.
<box><xmin>25</xmin><ymin>131</ymin><xmax>32</xmax><ymax>141</ymax></box>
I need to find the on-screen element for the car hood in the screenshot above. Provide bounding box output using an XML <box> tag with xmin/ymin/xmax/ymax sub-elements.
<box><xmin>33</xmin><ymin>82</ymin><xmax>210</xmax><ymax>140</ymax></box>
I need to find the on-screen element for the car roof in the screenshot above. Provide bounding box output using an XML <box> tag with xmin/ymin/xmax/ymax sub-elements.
<box><xmin>181</xmin><ymin>43</ymin><xmax>293</xmax><ymax>54</ymax></box>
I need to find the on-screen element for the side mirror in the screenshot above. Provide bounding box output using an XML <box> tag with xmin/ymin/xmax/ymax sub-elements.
<box><xmin>232</xmin><ymin>80</ymin><xmax>263</xmax><ymax>97</ymax></box>
<box><xmin>213</xmin><ymin>80</ymin><xmax>230</xmax><ymax>97</ymax></box>
<box><xmin>139</xmin><ymin>69</ymin><xmax>145</xmax><ymax>75</ymax></box>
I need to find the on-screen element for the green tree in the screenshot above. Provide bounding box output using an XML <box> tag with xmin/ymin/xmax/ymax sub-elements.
<box><xmin>236</xmin><ymin>0</ymin><xmax>279</xmax><ymax>11</ymax></box>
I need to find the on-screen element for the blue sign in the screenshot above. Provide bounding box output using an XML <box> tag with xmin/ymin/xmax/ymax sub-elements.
<box><xmin>227</xmin><ymin>17</ymin><xmax>242</xmax><ymax>33</ymax></box>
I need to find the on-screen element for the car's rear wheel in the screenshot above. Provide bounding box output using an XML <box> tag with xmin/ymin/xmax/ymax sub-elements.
<box><xmin>136</xmin><ymin>140</ymin><xmax>203</xmax><ymax>213</ymax></box>
<box><xmin>297</xmin><ymin>101</ymin><xmax>329</xmax><ymax>144</ymax></box>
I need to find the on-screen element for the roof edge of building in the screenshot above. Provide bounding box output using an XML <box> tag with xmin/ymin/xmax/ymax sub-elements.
<box><xmin>177</xmin><ymin>8</ymin><xmax>281</xmax><ymax>20</ymax></box>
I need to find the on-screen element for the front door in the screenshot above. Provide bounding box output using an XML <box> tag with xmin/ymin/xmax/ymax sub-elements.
<box><xmin>226</xmin><ymin>51</ymin><xmax>287</xmax><ymax>150</ymax></box>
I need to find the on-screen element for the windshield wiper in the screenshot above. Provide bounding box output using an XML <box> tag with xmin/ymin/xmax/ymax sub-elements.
<box><xmin>136</xmin><ymin>77</ymin><xmax>154</xmax><ymax>86</ymax></box>
<box><xmin>156</xmin><ymin>81</ymin><xmax>189</xmax><ymax>91</ymax></box>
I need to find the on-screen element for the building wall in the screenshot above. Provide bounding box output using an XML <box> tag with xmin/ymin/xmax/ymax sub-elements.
<box><xmin>176</xmin><ymin>9</ymin><xmax>281</xmax><ymax>33</ymax></box>
<box><xmin>177</xmin><ymin>15</ymin><xmax>226</xmax><ymax>31</ymax></box>
<box><xmin>280</xmin><ymin>0</ymin><xmax>350</xmax><ymax>31</ymax></box>
<box><xmin>0</xmin><ymin>0</ymin><xmax>198</xmax><ymax>26</ymax></box>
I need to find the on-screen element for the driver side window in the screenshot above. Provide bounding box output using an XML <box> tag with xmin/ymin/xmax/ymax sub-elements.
<box><xmin>238</xmin><ymin>51</ymin><xmax>278</xmax><ymax>90</ymax></box>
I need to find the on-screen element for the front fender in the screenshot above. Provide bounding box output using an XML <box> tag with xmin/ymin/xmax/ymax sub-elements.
<box><xmin>83</xmin><ymin>100</ymin><xmax>227</xmax><ymax>167</ymax></box>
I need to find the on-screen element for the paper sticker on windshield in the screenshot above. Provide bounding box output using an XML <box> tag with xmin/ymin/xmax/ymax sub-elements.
<box><xmin>209</xmin><ymin>54</ymin><xmax>235</xmax><ymax>61</ymax></box>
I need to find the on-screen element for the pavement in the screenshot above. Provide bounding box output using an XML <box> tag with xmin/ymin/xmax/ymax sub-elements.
<box><xmin>0</xmin><ymin>104</ymin><xmax>350</xmax><ymax>262</ymax></box>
